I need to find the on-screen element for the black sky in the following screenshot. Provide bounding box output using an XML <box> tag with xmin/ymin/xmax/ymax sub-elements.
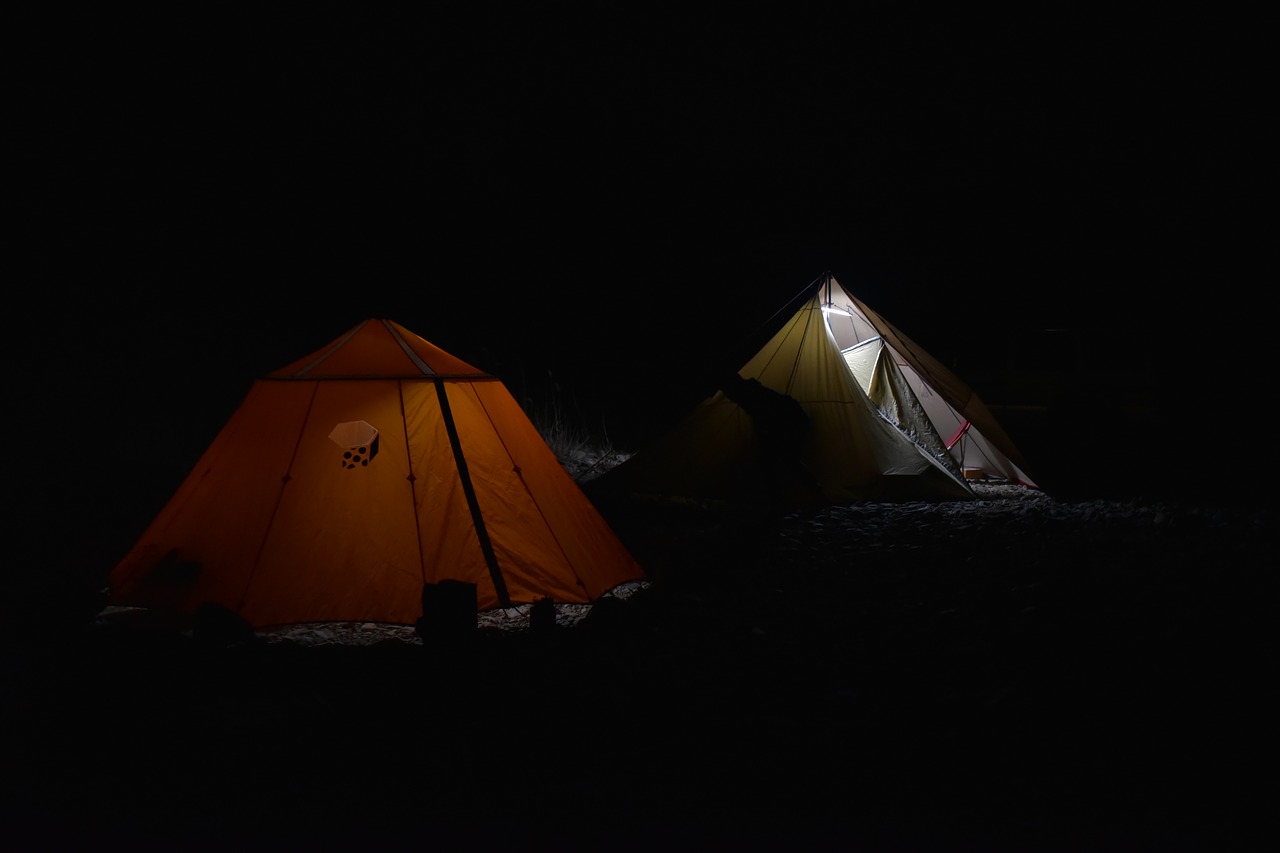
<box><xmin>20</xmin><ymin>7</ymin><xmax>1267</xmax><ymax>512</ymax></box>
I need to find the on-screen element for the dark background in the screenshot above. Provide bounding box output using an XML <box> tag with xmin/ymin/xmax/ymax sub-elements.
<box><xmin>6</xmin><ymin>12</ymin><xmax>1273</xmax><ymax>848</ymax></box>
<box><xmin>15</xmin><ymin>8</ymin><xmax>1269</xmax><ymax>598</ymax></box>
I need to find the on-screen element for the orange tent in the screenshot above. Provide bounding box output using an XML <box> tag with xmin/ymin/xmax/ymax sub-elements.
<box><xmin>108</xmin><ymin>319</ymin><xmax>645</xmax><ymax>628</ymax></box>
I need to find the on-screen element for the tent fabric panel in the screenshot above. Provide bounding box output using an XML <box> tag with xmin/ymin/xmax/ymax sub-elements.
<box><xmin>603</xmin><ymin>393</ymin><xmax>764</xmax><ymax>504</ymax></box>
<box><xmin>735</xmin><ymin>304</ymin><xmax>891</xmax><ymax>499</ymax></box>
<box><xmin>438</xmin><ymin>382</ymin><xmax>580</xmax><ymax>602</ymax></box>
<box><xmin>761</xmin><ymin>304</ymin><xmax>912</xmax><ymax>486</ymax></box>
<box><xmin>846</xmin><ymin>290</ymin><xmax>1031</xmax><ymax>474</ymax></box>
<box><xmin>821</xmin><ymin>277</ymin><xmax>1035</xmax><ymax>485</ymax></box>
<box><xmin>464</xmin><ymin>381</ymin><xmax>646</xmax><ymax>602</ymax></box>
<box><xmin>846</xmin><ymin>294</ymin><xmax>977</xmax><ymax>409</ymax></box>
<box><xmin>842</xmin><ymin>337</ymin><xmax>879</xmax><ymax>393</ymax></box>
<box><xmin>402</xmin><ymin>381</ymin><xmax>502</xmax><ymax>609</ymax></box>
<box><xmin>952</xmin><ymin>428</ymin><xmax>1035</xmax><ymax>484</ymax></box>
<box><xmin>746</xmin><ymin>297</ymin><xmax>971</xmax><ymax>499</ymax></box>
<box><xmin>844</xmin><ymin>339</ymin><xmax>966</xmax><ymax>481</ymax></box>
<box><xmin>406</xmin><ymin>380</ymin><xmax>645</xmax><ymax>611</ymax></box>
<box><xmin>239</xmin><ymin>379</ymin><xmax>425</xmax><ymax>626</ymax></box>
<box><xmin>385</xmin><ymin>320</ymin><xmax>487</xmax><ymax>377</ymax></box>
<box><xmin>108</xmin><ymin>380</ymin><xmax>318</xmax><ymax>616</ymax></box>
<box><xmin>890</xmin><ymin>344</ymin><xmax>1036</xmax><ymax>484</ymax></box>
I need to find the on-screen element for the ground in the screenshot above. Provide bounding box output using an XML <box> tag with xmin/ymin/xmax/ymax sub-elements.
<box><xmin>2</xmin><ymin>484</ymin><xmax>1273</xmax><ymax>851</ymax></box>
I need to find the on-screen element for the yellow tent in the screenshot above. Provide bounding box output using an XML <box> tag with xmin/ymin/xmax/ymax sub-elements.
<box><xmin>597</xmin><ymin>274</ymin><xmax>981</xmax><ymax>509</ymax></box>
<box><xmin>108</xmin><ymin>319</ymin><xmax>645</xmax><ymax>628</ymax></box>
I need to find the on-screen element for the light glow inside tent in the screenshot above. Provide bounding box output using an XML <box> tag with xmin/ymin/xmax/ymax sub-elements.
<box><xmin>818</xmin><ymin>275</ymin><xmax>1037</xmax><ymax>487</ymax></box>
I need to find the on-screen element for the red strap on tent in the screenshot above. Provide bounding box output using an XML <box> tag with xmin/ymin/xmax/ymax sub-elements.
<box><xmin>945</xmin><ymin>420</ymin><xmax>972</xmax><ymax>450</ymax></box>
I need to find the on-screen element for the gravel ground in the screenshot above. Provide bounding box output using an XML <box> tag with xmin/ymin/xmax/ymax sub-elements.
<box><xmin>2</xmin><ymin>483</ymin><xmax>1273</xmax><ymax>851</ymax></box>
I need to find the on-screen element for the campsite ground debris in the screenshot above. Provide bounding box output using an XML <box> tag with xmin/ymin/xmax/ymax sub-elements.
<box><xmin>4</xmin><ymin>483</ymin><xmax>1273</xmax><ymax>850</ymax></box>
<box><xmin>227</xmin><ymin>581</ymin><xmax>653</xmax><ymax>647</ymax></box>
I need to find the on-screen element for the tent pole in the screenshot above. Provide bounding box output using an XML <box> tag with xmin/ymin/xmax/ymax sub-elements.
<box><xmin>434</xmin><ymin>379</ymin><xmax>512</xmax><ymax>608</ymax></box>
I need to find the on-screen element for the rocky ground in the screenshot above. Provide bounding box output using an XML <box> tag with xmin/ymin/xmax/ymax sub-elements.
<box><xmin>2</xmin><ymin>483</ymin><xmax>1274</xmax><ymax>851</ymax></box>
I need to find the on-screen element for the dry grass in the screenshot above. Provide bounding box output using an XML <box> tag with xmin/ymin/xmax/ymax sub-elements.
<box><xmin>525</xmin><ymin>375</ymin><xmax>631</xmax><ymax>483</ymax></box>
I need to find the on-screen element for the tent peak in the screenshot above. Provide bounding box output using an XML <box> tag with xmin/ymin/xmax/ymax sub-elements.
<box><xmin>267</xmin><ymin>318</ymin><xmax>495</xmax><ymax>381</ymax></box>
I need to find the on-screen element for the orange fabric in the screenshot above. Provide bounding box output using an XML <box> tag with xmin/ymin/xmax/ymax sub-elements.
<box><xmin>109</xmin><ymin>319</ymin><xmax>646</xmax><ymax>627</ymax></box>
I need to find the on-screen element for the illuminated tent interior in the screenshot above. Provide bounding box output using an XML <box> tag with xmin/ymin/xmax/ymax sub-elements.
<box><xmin>821</xmin><ymin>273</ymin><xmax>1038</xmax><ymax>487</ymax></box>
<box><xmin>108</xmin><ymin>318</ymin><xmax>646</xmax><ymax>628</ymax></box>
<box><xmin>595</xmin><ymin>273</ymin><xmax>1001</xmax><ymax>510</ymax></box>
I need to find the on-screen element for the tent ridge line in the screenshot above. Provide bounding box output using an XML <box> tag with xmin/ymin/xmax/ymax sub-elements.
<box><xmin>382</xmin><ymin>318</ymin><xmax>439</xmax><ymax>376</ymax></box>
<box><xmin>397</xmin><ymin>380</ymin><xmax>427</xmax><ymax>590</ymax></box>
<box><xmin>291</xmin><ymin>319</ymin><xmax>368</xmax><ymax>378</ymax></box>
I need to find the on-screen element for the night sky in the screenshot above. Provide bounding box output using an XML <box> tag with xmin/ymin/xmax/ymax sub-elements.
<box><xmin>17</xmin><ymin>7</ymin><xmax>1268</xmax><ymax>576</ymax></box>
